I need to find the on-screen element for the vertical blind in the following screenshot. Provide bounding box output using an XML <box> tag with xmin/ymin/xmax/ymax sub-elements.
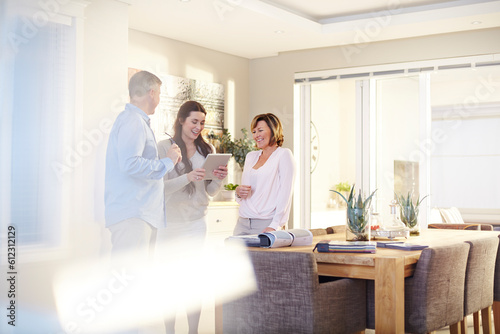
<box><xmin>8</xmin><ymin>13</ymin><xmax>75</xmax><ymax>245</ymax></box>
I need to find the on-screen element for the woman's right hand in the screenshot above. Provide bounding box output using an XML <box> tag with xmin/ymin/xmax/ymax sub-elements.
<box><xmin>236</xmin><ymin>185</ymin><xmax>251</xmax><ymax>199</ymax></box>
<box><xmin>187</xmin><ymin>168</ymin><xmax>206</xmax><ymax>182</ymax></box>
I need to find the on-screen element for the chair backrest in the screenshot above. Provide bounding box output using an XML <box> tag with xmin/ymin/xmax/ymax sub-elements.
<box><xmin>326</xmin><ymin>225</ymin><xmax>346</xmax><ymax>234</ymax></box>
<box><xmin>405</xmin><ymin>243</ymin><xmax>470</xmax><ymax>333</ymax></box>
<box><xmin>309</xmin><ymin>228</ymin><xmax>328</xmax><ymax>236</ymax></box>
<box><xmin>494</xmin><ymin>235</ymin><xmax>500</xmax><ymax>301</ymax></box>
<box><xmin>464</xmin><ymin>236</ymin><xmax>499</xmax><ymax>315</ymax></box>
<box><xmin>223</xmin><ymin>251</ymin><xmax>319</xmax><ymax>333</ymax></box>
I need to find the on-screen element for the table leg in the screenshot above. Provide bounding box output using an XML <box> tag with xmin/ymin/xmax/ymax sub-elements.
<box><xmin>493</xmin><ymin>301</ymin><xmax>500</xmax><ymax>334</ymax></box>
<box><xmin>375</xmin><ymin>257</ymin><xmax>405</xmax><ymax>333</ymax></box>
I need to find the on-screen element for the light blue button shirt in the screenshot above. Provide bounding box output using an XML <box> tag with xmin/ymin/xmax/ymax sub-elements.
<box><xmin>105</xmin><ymin>103</ymin><xmax>174</xmax><ymax>228</ymax></box>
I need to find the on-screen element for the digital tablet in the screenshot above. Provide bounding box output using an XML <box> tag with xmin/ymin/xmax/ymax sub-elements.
<box><xmin>201</xmin><ymin>154</ymin><xmax>232</xmax><ymax>180</ymax></box>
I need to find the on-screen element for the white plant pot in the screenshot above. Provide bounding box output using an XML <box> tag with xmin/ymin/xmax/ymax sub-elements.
<box><xmin>221</xmin><ymin>190</ymin><xmax>235</xmax><ymax>201</ymax></box>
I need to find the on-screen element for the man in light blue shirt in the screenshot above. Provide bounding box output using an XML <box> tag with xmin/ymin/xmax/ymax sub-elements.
<box><xmin>105</xmin><ymin>70</ymin><xmax>181</xmax><ymax>259</ymax></box>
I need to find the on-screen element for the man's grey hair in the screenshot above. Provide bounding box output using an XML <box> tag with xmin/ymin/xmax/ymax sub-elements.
<box><xmin>128</xmin><ymin>71</ymin><xmax>162</xmax><ymax>98</ymax></box>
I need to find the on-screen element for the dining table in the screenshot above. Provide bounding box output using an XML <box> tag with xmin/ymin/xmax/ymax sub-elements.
<box><xmin>216</xmin><ymin>228</ymin><xmax>500</xmax><ymax>334</ymax></box>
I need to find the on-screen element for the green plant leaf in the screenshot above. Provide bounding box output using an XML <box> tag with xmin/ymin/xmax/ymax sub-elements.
<box><xmin>224</xmin><ymin>183</ymin><xmax>238</xmax><ymax>191</ymax></box>
<box><xmin>334</xmin><ymin>182</ymin><xmax>351</xmax><ymax>193</ymax></box>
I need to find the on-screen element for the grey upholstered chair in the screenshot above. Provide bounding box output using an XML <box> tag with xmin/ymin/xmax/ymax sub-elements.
<box><xmin>223</xmin><ymin>250</ymin><xmax>366</xmax><ymax>334</ymax></box>
<box><xmin>366</xmin><ymin>243</ymin><xmax>471</xmax><ymax>334</ymax></box>
<box><xmin>492</xmin><ymin>235</ymin><xmax>500</xmax><ymax>334</ymax></box>
<box><xmin>450</xmin><ymin>236</ymin><xmax>499</xmax><ymax>334</ymax></box>
<box><xmin>309</xmin><ymin>228</ymin><xmax>328</xmax><ymax>236</ymax></box>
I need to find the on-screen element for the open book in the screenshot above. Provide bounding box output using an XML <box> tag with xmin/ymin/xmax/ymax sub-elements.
<box><xmin>259</xmin><ymin>229</ymin><xmax>313</xmax><ymax>248</ymax></box>
<box><xmin>226</xmin><ymin>229</ymin><xmax>313</xmax><ymax>248</ymax></box>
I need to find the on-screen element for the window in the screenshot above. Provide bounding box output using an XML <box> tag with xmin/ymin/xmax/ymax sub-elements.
<box><xmin>295</xmin><ymin>55</ymin><xmax>500</xmax><ymax>228</ymax></box>
<box><xmin>1</xmin><ymin>0</ymin><xmax>77</xmax><ymax>252</ymax></box>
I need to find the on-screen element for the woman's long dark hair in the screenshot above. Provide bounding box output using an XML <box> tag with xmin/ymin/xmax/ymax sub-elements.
<box><xmin>173</xmin><ymin>101</ymin><xmax>212</xmax><ymax>195</ymax></box>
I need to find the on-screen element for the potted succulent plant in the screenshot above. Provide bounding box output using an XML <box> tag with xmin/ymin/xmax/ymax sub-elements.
<box><xmin>395</xmin><ymin>192</ymin><xmax>428</xmax><ymax>236</ymax></box>
<box><xmin>222</xmin><ymin>183</ymin><xmax>238</xmax><ymax>201</ymax></box>
<box><xmin>331</xmin><ymin>185</ymin><xmax>377</xmax><ymax>241</ymax></box>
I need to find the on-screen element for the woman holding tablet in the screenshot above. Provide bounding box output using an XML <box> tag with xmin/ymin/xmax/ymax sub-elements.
<box><xmin>234</xmin><ymin>113</ymin><xmax>296</xmax><ymax>235</ymax></box>
<box><xmin>157</xmin><ymin>100</ymin><xmax>227</xmax><ymax>334</ymax></box>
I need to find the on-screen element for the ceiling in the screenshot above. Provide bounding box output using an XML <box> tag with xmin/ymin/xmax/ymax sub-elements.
<box><xmin>127</xmin><ymin>0</ymin><xmax>500</xmax><ymax>59</ymax></box>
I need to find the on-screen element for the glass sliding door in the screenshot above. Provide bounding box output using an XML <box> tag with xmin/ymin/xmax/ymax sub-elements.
<box><xmin>307</xmin><ymin>79</ymin><xmax>357</xmax><ymax>229</ymax></box>
<box><xmin>295</xmin><ymin>74</ymin><xmax>430</xmax><ymax>230</ymax></box>
<box><xmin>372</xmin><ymin>75</ymin><xmax>430</xmax><ymax>225</ymax></box>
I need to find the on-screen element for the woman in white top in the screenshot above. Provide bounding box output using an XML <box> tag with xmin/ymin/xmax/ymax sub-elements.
<box><xmin>157</xmin><ymin>100</ymin><xmax>228</xmax><ymax>334</ymax></box>
<box><xmin>234</xmin><ymin>113</ymin><xmax>296</xmax><ymax>235</ymax></box>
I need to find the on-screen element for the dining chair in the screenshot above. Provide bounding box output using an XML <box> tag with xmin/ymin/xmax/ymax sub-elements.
<box><xmin>450</xmin><ymin>236</ymin><xmax>499</xmax><ymax>334</ymax></box>
<box><xmin>492</xmin><ymin>234</ymin><xmax>500</xmax><ymax>334</ymax></box>
<box><xmin>366</xmin><ymin>243</ymin><xmax>471</xmax><ymax>334</ymax></box>
<box><xmin>326</xmin><ymin>225</ymin><xmax>346</xmax><ymax>234</ymax></box>
<box><xmin>309</xmin><ymin>228</ymin><xmax>328</xmax><ymax>236</ymax></box>
<box><xmin>223</xmin><ymin>250</ymin><xmax>367</xmax><ymax>334</ymax></box>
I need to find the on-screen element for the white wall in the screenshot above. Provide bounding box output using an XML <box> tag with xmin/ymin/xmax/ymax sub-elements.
<box><xmin>81</xmin><ymin>0</ymin><xmax>130</xmax><ymax>249</ymax></box>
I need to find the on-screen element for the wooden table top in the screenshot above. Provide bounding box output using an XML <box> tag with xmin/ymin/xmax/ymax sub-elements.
<box><xmin>249</xmin><ymin>228</ymin><xmax>500</xmax><ymax>279</ymax></box>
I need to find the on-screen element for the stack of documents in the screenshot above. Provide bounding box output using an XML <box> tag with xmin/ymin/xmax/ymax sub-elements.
<box><xmin>315</xmin><ymin>240</ymin><xmax>377</xmax><ymax>253</ymax></box>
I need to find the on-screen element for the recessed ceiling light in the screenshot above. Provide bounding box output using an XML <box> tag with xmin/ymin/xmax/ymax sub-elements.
<box><xmin>275</xmin><ymin>30</ymin><xmax>284</xmax><ymax>34</ymax></box>
<box><xmin>471</xmin><ymin>21</ymin><xmax>482</xmax><ymax>25</ymax></box>
<box><xmin>179</xmin><ymin>0</ymin><xmax>191</xmax><ymax>2</ymax></box>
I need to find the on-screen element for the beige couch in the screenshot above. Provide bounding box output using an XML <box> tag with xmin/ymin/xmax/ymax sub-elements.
<box><xmin>429</xmin><ymin>207</ymin><xmax>494</xmax><ymax>231</ymax></box>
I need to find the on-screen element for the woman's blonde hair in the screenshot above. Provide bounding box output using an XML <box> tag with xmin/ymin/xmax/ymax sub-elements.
<box><xmin>251</xmin><ymin>113</ymin><xmax>284</xmax><ymax>147</ymax></box>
